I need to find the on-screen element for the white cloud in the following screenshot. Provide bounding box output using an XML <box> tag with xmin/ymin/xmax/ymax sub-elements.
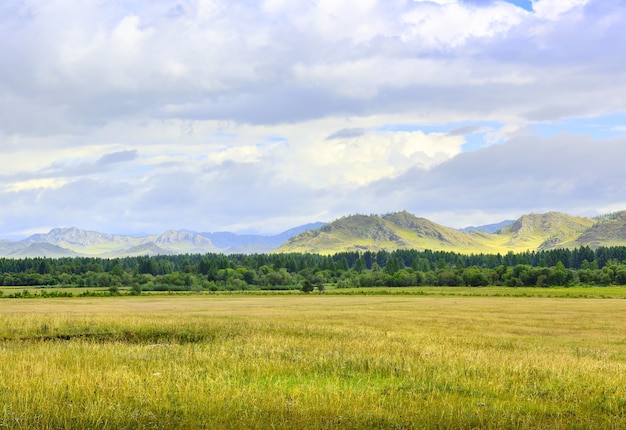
<box><xmin>0</xmin><ymin>0</ymin><xmax>625</xmax><ymax>237</ymax></box>
<box><xmin>289</xmin><ymin>130</ymin><xmax>464</xmax><ymax>186</ymax></box>
<box><xmin>354</xmin><ymin>134</ymin><xmax>626</xmax><ymax>226</ymax></box>
<box><xmin>3</xmin><ymin>178</ymin><xmax>68</xmax><ymax>193</ymax></box>
<box><xmin>401</xmin><ymin>0</ymin><xmax>523</xmax><ymax>48</ymax></box>
<box><xmin>533</xmin><ymin>0</ymin><xmax>590</xmax><ymax>20</ymax></box>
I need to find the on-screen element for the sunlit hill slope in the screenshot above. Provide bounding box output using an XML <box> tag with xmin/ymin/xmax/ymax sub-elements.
<box><xmin>277</xmin><ymin>211</ymin><xmax>612</xmax><ymax>254</ymax></box>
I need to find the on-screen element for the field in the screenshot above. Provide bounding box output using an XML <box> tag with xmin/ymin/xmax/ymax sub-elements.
<box><xmin>1</xmin><ymin>293</ymin><xmax>626</xmax><ymax>428</ymax></box>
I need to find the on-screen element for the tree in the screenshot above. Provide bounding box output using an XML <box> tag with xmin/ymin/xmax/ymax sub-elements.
<box><xmin>384</xmin><ymin>257</ymin><xmax>400</xmax><ymax>275</ymax></box>
<box><xmin>462</xmin><ymin>267</ymin><xmax>488</xmax><ymax>287</ymax></box>
<box><xmin>38</xmin><ymin>259</ymin><xmax>51</xmax><ymax>275</ymax></box>
<box><xmin>301</xmin><ymin>279</ymin><xmax>315</xmax><ymax>293</ymax></box>
<box><xmin>138</xmin><ymin>258</ymin><xmax>157</xmax><ymax>276</ymax></box>
<box><xmin>353</xmin><ymin>258</ymin><xmax>366</xmax><ymax>273</ymax></box>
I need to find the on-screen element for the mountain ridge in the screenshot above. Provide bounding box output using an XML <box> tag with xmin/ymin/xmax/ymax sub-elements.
<box><xmin>2</xmin><ymin>211</ymin><xmax>626</xmax><ymax>258</ymax></box>
<box><xmin>460</xmin><ymin>220</ymin><xmax>515</xmax><ymax>234</ymax></box>
<box><xmin>277</xmin><ymin>210</ymin><xmax>625</xmax><ymax>254</ymax></box>
<box><xmin>0</xmin><ymin>223</ymin><xmax>326</xmax><ymax>258</ymax></box>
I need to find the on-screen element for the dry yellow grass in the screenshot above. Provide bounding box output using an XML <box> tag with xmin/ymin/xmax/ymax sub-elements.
<box><xmin>1</xmin><ymin>295</ymin><xmax>626</xmax><ymax>428</ymax></box>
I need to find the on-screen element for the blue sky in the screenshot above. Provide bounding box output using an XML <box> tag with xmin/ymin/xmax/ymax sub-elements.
<box><xmin>500</xmin><ymin>0</ymin><xmax>533</xmax><ymax>10</ymax></box>
<box><xmin>1</xmin><ymin>0</ymin><xmax>626</xmax><ymax>238</ymax></box>
<box><xmin>508</xmin><ymin>0</ymin><xmax>533</xmax><ymax>10</ymax></box>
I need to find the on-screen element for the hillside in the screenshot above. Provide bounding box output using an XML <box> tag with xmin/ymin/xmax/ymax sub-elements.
<box><xmin>496</xmin><ymin>212</ymin><xmax>595</xmax><ymax>252</ymax></box>
<box><xmin>277</xmin><ymin>211</ymin><xmax>611</xmax><ymax>255</ymax></box>
<box><xmin>279</xmin><ymin>211</ymin><xmax>494</xmax><ymax>254</ymax></box>
<box><xmin>570</xmin><ymin>211</ymin><xmax>626</xmax><ymax>248</ymax></box>
<box><xmin>3</xmin><ymin>211</ymin><xmax>626</xmax><ymax>258</ymax></box>
<box><xmin>4</xmin><ymin>243</ymin><xmax>80</xmax><ymax>258</ymax></box>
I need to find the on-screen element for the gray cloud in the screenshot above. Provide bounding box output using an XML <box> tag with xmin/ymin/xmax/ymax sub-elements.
<box><xmin>326</xmin><ymin>128</ymin><xmax>367</xmax><ymax>140</ymax></box>
<box><xmin>446</xmin><ymin>126</ymin><xmax>482</xmax><ymax>136</ymax></box>
<box><xmin>0</xmin><ymin>0</ymin><xmax>623</xmax><ymax>134</ymax></box>
<box><xmin>1</xmin><ymin>133</ymin><xmax>625</xmax><ymax>236</ymax></box>
<box><xmin>354</xmin><ymin>134</ymin><xmax>626</xmax><ymax>221</ymax></box>
<box><xmin>97</xmin><ymin>150</ymin><xmax>139</xmax><ymax>166</ymax></box>
<box><xmin>1</xmin><ymin>1</ymin><xmax>626</xmax><ymax>237</ymax></box>
<box><xmin>0</xmin><ymin>150</ymin><xmax>140</xmax><ymax>185</ymax></box>
<box><xmin>522</xmin><ymin>105</ymin><xmax>586</xmax><ymax>122</ymax></box>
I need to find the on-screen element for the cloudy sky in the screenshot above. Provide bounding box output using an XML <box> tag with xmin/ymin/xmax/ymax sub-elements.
<box><xmin>1</xmin><ymin>0</ymin><xmax>625</xmax><ymax>238</ymax></box>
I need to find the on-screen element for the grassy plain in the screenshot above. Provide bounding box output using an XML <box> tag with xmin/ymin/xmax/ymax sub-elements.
<box><xmin>1</xmin><ymin>294</ymin><xmax>626</xmax><ymax>428</ymax></box>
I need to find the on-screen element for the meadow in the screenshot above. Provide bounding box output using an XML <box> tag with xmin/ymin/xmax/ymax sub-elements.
<box><xmin>1</xmin><ymin>293</ymin><xmax>626</xmax><ymax>428</ymax></box>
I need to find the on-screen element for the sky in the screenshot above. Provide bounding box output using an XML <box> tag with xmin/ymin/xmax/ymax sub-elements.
<box><xmin>1</xmin><ymin>0</ymin><xmax>626</xmax><ymax>239</ymax></box>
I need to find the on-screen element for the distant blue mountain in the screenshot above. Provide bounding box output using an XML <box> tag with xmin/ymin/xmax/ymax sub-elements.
<box><xmin>201</xmin><ymin>222</ymin><xmax>326</xmax><ymax>253</ymax></box>
<box><xmin>460</xmin><ymin>220</ymin><xmax>515</xmax><ymax>234</ymax></box>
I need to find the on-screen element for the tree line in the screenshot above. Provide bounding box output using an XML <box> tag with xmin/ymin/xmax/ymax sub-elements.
<box><xmin>1</xmin><ymin>246</ymin><xmax>626</xmax><ymax>292</ymax></box>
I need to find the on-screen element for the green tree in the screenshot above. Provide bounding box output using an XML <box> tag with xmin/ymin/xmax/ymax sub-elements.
<box><xmin>301</xmin><ymin>279</ymin><xmax>315</xmax><ymax>293</ymax></box>
<box><xmin>384</xmin><ymin>258</ymin><xmax>400</xmax><ymax>275</ymax></box>
<box><xmin>353</xmin><ymin>258</ymin><xmax>366</xmax><ymax>273</ymax></box>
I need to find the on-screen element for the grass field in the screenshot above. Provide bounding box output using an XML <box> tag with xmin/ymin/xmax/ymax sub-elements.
<box><xmin>1</xmin><ymin>294</ymin><xmax>626</xmax><ymax>428</ymax></box>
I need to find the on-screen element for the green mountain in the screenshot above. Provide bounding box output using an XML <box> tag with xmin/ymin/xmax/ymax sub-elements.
<box><xmin>277</xmin><ymin>211</ymin><xmax>610</xmax><ymax>254</ymax></box>
<box><xmin>570</xmin><ymin>211</ymin><xmax>626</xmax><ymax>249</ymax></box>
<box><xmin>279</xmin><ymin>211</ymin><xmax>495</xmax><ymax>254</ymax></box>
<box><xmin>497</xmin><ymin>212</ymin><xmax>595</xmax><ymax>251</ymax></box>
<box><xmin>3</xmin><ymin>211</ymin><xmax>626</xmax><ymax>258</ymax></box>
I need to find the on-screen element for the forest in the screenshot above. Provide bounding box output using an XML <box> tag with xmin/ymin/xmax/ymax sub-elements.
<box><xmin>1</xmin><ymin>245</ymin><xmax>626</xmax><ymax>293</ymax></box>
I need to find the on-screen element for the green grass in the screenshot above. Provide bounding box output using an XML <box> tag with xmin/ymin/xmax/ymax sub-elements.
<box><xmin>8</xmin><ymin>285</ymin><xmax>626</xmax><ymax>299</ymax></box>
<box><xmin>327</xmin><ymin>285</ymin><xmax>626</xmax><ymax>298</ymax></box>
<box><xmin>1</xmin><ymin>295</ymin><xmax>626</xmax><ymax>428</ymax></box>
<box><xmin>0</xmin><ymin>286</ymin><xmax>112</xmax><ymax>295</ymax></box>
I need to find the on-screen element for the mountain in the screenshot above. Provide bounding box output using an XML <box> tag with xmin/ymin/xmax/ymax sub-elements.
<box><xmin>0</xmin><ymin>223</ymin><xmax>326</xmax><ymax>258</ymax></box>
<box><xmin>277</xmin><ymin>211</ymin><xmax>610</xmax><ymax>254</ymax></box>
<box><xmin>278</xmin><ymin>211</ymin><xmax>494</xmax><ymax>254</ymax></box>
<box><xmin>201</xmin><ymin>222</ymin><xmax>326</xmax><ymax>253</ymax></box>
<box><xmin>27</xmin><ymin>227</ymin><xmax>135</xmax><ymax>248</ymax></box>
<box><xmin>103</xmin><ymin>243</ymin><xmax>175</xmax><ymax>258</ymax></box>
<box><xmin>569</xmin><ymin>211</ymin><xmax>626</xmax><ymax>249</ymax></box>
<box><xmin>460</xmin><ymin>220</ymin><xmax>515</xmax><ymax>233</ymax></box>
<box><xmin>496</xmin><ymin>212</ymin><xmax>595</xmax><ymax>251</ymax></box>
<box><xmin>153</xmin><ymin>230</ymin><xmax>219</xmax><ymax>254</ymax></box>
<box><xmin>4</xmin><ymin>211</ymin><xmax>626</xmax><ymax>258</ymax></box>
<box><xmin>6</xmin><ymin>243</ymin><xmax>80</xmax><ymax>258</ymax></box>
<box><xmin>19</xmin><ymin>227</ymin><xmax>221</xmax><ymax>257</ymax></box>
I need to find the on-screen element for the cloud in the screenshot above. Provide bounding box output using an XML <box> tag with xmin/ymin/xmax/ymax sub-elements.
<box><xmin>326</xmin><ymin>128</ymin><xmax>367</xmax><ymax>140</ymax></box>
<box><xmin>97</xmin><ymin>150</ymin><xmax>138</xmax><ymax>166</ymax></box>
<box><xmin>522</xmin><ymin>105</ymin><xmax>587</xmax><ymax>122</ymax></box>
<box><xmin>1</xmin><ymin>131</ymin><xmax>624</xmax><ymax>236</ymax></box>
<box><xmin>2</xmin><ymin>149</ymin><xmax>139</xmax><ymax>185</ymax></box>
<box><xmin>353</xmin><ymin>134</ymin><xmax>626</xmax><ymax>226</ymax></box>
<box><xmin>1</xmin><ymin>0</ymin><xmax>624</xmax><ymax>133</ymax></box>
<box><xmin>446</xmin><ymin>125</ymin><xmax>483</xmax><ymax>136</ymax></box>
<box><xmin>533</xmin><ymin>0</ymin><xmax>590</xmax><ymax>20</ymax></box>
<box><xmin>0</xmin><ymin>0</ymin><xmax>625</xmax><ymax>237</ymax></box>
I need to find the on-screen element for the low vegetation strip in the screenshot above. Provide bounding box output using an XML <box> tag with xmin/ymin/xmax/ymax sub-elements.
<box><xmin>2</xmin><ymin>246</ymin><xmax>626</xmax><ymax>294</ymax></box>
<box><xmin>1</xmin><ymin>295</ymin><xmax>626</xmax><ymax>428</ymax></box>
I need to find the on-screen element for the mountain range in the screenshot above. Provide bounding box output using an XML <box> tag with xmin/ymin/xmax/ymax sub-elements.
<box><xmin>0</xmin><ymin>223</ymin><xmax>325</xmax><ymax>258</ymax></box>
<box><xmin>2</xmin><ymin>211</ymin><xmax>626</xmax><ymax>258</ymax></box>
<box><xmin>276</xmin><ymin>211</ymin><xmax>626</xmax><ymax>254</ymax></box>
